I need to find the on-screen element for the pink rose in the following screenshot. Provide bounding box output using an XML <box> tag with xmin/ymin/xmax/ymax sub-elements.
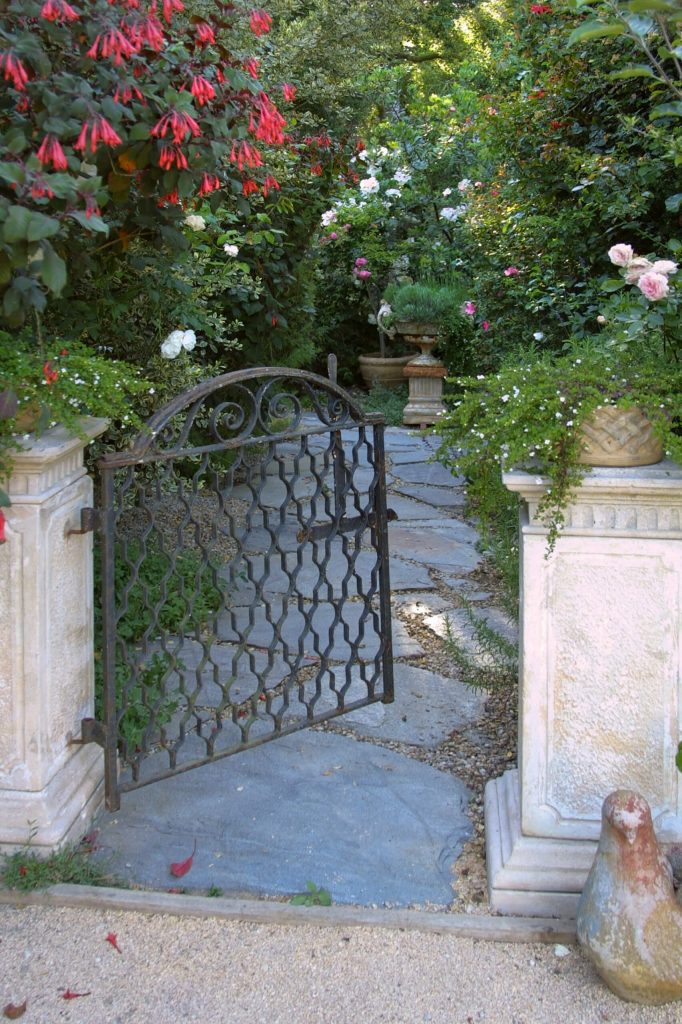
<box><xmin>354</xmin><ymin>257</ymin><xmax>368</xmax><ymax>267</ymax></box>
<box><xmin>463</xmin><ymin>301</ymin><xmax>476</xmax><ymax>315</ymax></box>
<box><xmin>623</xmin><ymin>257</ymin><xmax>653</xmax><ymax>284</ymax></box>
<box><xmin>329</xmin><ymin>232</ymin><xmax>338</xmax><ymax>240</ymax></box>
<box><xmin>607</xmin><ymin>244</ymin><xmax>634</xmax><ymax>267</ymax></box>
<box><xmin>651</xmin><ymin>259</ymin><xmax>678</xmax><ymax>277</ymax></box>
<box><xmin>504</xmin><ymin>266</ymin><xmax>519</xmax><ymax>277</ymax></box>
<box><xmin>355</xmin><ymin>269</ymin><xmax>372</xmax><ymax>280</ymax></box>
<box><xmin>637</xmin><ymin>271</ymin><xmax>669</xmax><ymax>301</ymax></box>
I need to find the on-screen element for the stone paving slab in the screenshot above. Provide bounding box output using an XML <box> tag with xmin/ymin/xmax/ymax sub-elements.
<box><xmin>388</xmin><ymin>524</ymin><xmax>481</xmax><ymax>572</ymax></box>
<box><xmin>392</xmin><ymin>482</ymin><xmax>467</xmax><ymax>508</ymax></box>
<box><xmin>92</xmin><ymin>731</ymin><xmax>472</xmax><ymax>908</ymax></box>
<box><xmin>392</xmin><ymin>461</ymin><xmax>464</xmax><ymax>487</ymax></box>
<box><xmin>324</xmin><ymin>664</ymin><xmax>486</xmax><ymax>747</ymax></box>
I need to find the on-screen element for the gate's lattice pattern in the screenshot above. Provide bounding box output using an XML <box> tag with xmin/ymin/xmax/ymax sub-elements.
<box><xmin>91</xmin><ymin>368</ymin><xmax>394</xmax><ymax>810</ymax></box>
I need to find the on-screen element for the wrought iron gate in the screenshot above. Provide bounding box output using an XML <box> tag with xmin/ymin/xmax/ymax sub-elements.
<box><xmin>82</xmin><ymin>367</ymin><xmax>394</xmax><ymax>810</ymax></box>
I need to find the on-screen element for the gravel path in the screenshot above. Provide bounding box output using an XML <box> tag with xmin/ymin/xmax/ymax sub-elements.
<box><xmin>2</xmin><ymin>903</ymin><xmax>681</xmax><ymax>1024</ymax></box>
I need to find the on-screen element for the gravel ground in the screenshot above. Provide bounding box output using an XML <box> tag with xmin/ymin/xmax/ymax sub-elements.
<box><xmin>3</xmin><ymin>903</ymin><xmax>682</xmax><ymax>1024</ymax></box>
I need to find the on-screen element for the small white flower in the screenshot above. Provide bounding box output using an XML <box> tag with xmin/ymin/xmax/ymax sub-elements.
<box><xmin>184</xmin><ymin>214</ymin><xmax>206</xmax><ymax>231</ymax></box>
<box><xmin>359</xmin><ymin>176</ymin><xmax>380</xmax><ymax>194</ymax></box>
<box><xmin>357</xmin><ymin>149</ymin><xmax>369</xmax><ymax>161</ymax></box>
<box><xmin>321</xmin><ymin>209</ymin><xmax>337</xmax><ymax>227</ymax></box>
<box><xmin>385</xmin><ymin>188</ymin><xmax>402</xmax><ymax>198</ymax></box>
<box><xmin>442</xmin><ymin>187</ymin><xmax>453</xmax><ymax>196</ymax></box>
<box><xmin>533</xmin><ymin>331</ymin><xmax>544</xmax><ymax>341</ymax></box>
<box><xmin>439</xmin><ymin>205</ymin><xmax>466</xmax><ymax>222</ymax></box>
<box><xmin>394</xmin><ymin>168</ymin><xmax>412</xmax><ymax>185</ymax></box>
<box><xmin>182</xmin><ymin>330</ymin><xmax>196</xmax><ymax>352</ymax></box>
<box><xmin>501</xmin><ymin>394</ymin><xmax>510</xmax><ymax>403</ymax></box>
<box><xmin>457</xmin><ymin>178</ymin><xmax>472</xmax><ymax>192</ymax></box>
<box><xmin>223</xmin><ymin>243</ymin><xmax>239</xmax><ymax>257</ymax></box>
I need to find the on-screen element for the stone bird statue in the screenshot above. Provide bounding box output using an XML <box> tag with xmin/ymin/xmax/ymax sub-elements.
<box><xmin>577</xmin><ymin>790</ymin><xmax>682</xmax><ymax>1005</ymax></box>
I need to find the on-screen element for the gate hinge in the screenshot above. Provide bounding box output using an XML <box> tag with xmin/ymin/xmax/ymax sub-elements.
<box><xmin>67</xmin><ymin>507</ymin><xmax>101</xmax><ymax>537</ymax></box>
<box><xmin>297</xmin><ymin>507</ymin><xmax>397</xmax><ymax>544</ymax></box>
<box><xmin>79</xmin><ymin>717</ymin><xmax>107</xmax><ymax>748</ymax></box>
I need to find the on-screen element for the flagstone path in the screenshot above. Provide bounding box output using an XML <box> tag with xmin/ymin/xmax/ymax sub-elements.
<box><xmin>92</xmin><ymin>424</ymin><xmax>517</xmax><ymax>910</ymax></box>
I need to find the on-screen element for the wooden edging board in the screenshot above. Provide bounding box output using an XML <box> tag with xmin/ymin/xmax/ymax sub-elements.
<box><xmin>0</xmin><ymin>884</ymin><xmax>577</xmax><ymax>944</ymax></box>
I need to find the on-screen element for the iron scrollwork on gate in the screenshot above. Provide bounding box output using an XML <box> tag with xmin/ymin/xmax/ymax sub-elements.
<box><xmin>85</xmin><ymin>367</ymin><xmax>394</xmax><ymax>810</ymax></box>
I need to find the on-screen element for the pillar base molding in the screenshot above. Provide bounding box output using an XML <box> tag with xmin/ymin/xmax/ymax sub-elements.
<box><xmin>485</xmin><ymin>770</ymin><xmax>597</xmax><ymax>919</ymax></box>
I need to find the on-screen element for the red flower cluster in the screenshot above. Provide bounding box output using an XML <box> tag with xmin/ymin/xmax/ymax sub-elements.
<box><xmin>87</xmin><ymin>27</ymin><xmax>136</xmax><ymax>65</ymax></box>
<box><xmin>282</xmin><ymin>82</ymin><xmax>296</xmax><ymax>103</ymax></box>
<box><xmin>262</xmin><ymin>174</ymin><xmax>280</xmax><ymax>197</ymax></box>
<box><xmin>43</xmin><ymin>360</ymin><xmax>59</xmax><ymax>385</ymax></box>
<box><xmin>230</xmin><ymin>140</ymin><xmax>263</xmax><ymax>170</ymax></box>
<box><xmin>199</xmin><ymin>172</ymin><xmax>221</xmax><ymax>196</ymax></box>
<box><xmin>190</xmin><ymin>75</ymin><xmax>215</xmax><ymax>106</ymax></box>
<box><xmin>74</xmin><ymin>116</ymin><xmax>122</xmax><ymax>153</ymax></box>
<box><xmin>530</xmin><ymin>3</ymin><xmax>552</xmax><ymax>12</ymax></box>
<box><xmin>194</xmin><ymin>21</ymin><xmax>215</xmax><ymax>46</ymax></box>
<box><xmin>128</xmin><ymin>14</ymin><xmax>165</xmax><ymax>52</ymax></box>
<box><xmin>37</xmin><ymin>133</ymin><xmax>68</xmax><ymax>170</ymax></box>
<box><xmin>243</xmin><ymin>58</ymin><xmax>260</xmax><ymax>80</ymax></box>
<box><xmin>40</xmin><ymin>0</ymin><xmax>79</xmax><ymax>22</ymax></box>
<box><xmin>242</xmin><ymin>178</ymin><xmax>259</xmax><ymax>196</ymax></box>
<box><xmin>249</xmin><ymin>9</ymin><xmax>272</xmax><ymax>35</ymax></box>
<box><xmin>152</xmin><ymin>109</ymin><xmax>201</xmax><ymax>144</ymax></box>
<box><xmin>0</xmin><ymin>51</ymin><xmax>28</xmax><ymax>90</ymax></box>
<box><xmin>161</xmin><ymin>0</ymin><xmax>183</xmax><ymax>23</ymax></box>
<box><xmin>253</xmin><ymin>92</ymin><xmax>285</xmax><ymax>145</ymax></box>
<box><xmin>158</xmin><ymin>144</ymin><xmax>188</xmax><ymax>169</ymax></box>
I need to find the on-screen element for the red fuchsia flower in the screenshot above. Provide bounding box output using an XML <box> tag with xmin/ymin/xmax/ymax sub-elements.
<box><xmin>37</xmin><ymin>134</ymin><xmax>68</xmax><ymax>170</ymax></box>
<box><xmin>504</xmin><ymin>266</ymin><xmax>520</xmax><ymax>276</ymax></box>
<box><xmin>249</xmin><ymin>9</ymin><xmax>272</xmax><ymax>35</ymax></box>
<box><xmin>529</xmin><ymin>90</ymin><xmax>545</xmax><ymax>100</ymax></box>
<box><xmin>199</xmin><ymin>172</ymin><xmax>221</xmax><ymax>196</ymax></box>
<box><xmin>253</xmin><ymin>92</ymin><xmax>285</xmax><ymax>145</ymax></box>
<box><xmin>127</xmin><ymin>13</ymin><xmax>165</xmax><ymax>51</ymax></box>
<box><xmin>161</xmin><ymin>0</ymin><xmax>183</xmax><ymax>22</ymax></box>
<box><xmin>530</xmin><ymin>3</ymin><xmax>552</xmax><ymax>12</ymax></box>
<box><xmin>262</xmin><ymin>174</ymin><xmax>280</xmax><ymax>197</ymax></box>
<box><xmin>157</xmin><ymin>189</ymin><xmax>180</xmax><ymax>206</ymax></box>
<box><xmin>41</xmin><ymin>0</ymin><xmax>79</xmax><ymax>22</ymax></box>
<box><xmin>0</xmin><ymin>52</ymin><xmax>29</xmax><ymax>91</ymax></box>
<box><xmin>74</xmin><ymin>116</ymin><xmax>122</xmax><ymax>153</ymax></box>
<box><xmin>310</xmin><ymin>163</ymin><xmax>322</xmax><ymax>176</ymax></box>
<box><xmin>83</xmin><ymin>194</ymin><xmax>102</xmax><ymax>219</ymax></box>
<box><xmin>152</xmin><ymin>109</ymin><xmax>201</xmax><ymax>145</ymax></box>
<box><xmin>113</xmin><ymin>83</ymin><xmax>145</xmax><ymax>104</ymax></box>
<box><xmin>282</xmin><ymin>83</ymin><xmax>296</xmax><ymax>103</ymax></box>
<box><xmin>549</xmin><ymin>119</ymin><xmax>565</xmax><ymax>130</ymax></box>
<box><xmin>482</xmin><ymin>320</ymin><xmax>490</xmax><ymax>332</ymax></box>
<box><xmin>242</xmin><ymin>177</ymin><xmax>259</xmax><ymax>196</ymax></box>
<box><xmin>190</xmin><ymin>75</ymin><xmax>215</xmax><ymax>106</ymax></box>
<box><xmin>243</xmin><ymin>58</ymin><xmax>260</xmax><ymax>79</ymax></box>
<box><xmin>270</xmin><ymin>313</ymin><xmax>278</xmax><ymax>326</ymax></box>
<box><xmin>87</xmin><ymin>28</ymin><xmax>137</xmax><ymax>65</ymax></box>
<box><xmin>230</xmin><ymin>140</ymin><xmax>263</xmax><ymax>170</ymax></box>
<box><xmin>158</xmin><ymin>144</ymin><xmax>188</xmax><ymax>170</ymax></box>
<box><xmin>194</xmin><ymin>21</ymin><xmax>215</xmax><ymax>46</ymax></box>
<box><xmin>16</xmin><ymin>95</ymin><xmax>30</xmax><ymax>113</ymax></box>
<box><xmin>31</xmin><ymin>179</ymin><xmax>55</xmax><ymax>199</ymax></box>
<box><xmin>315</xmin><ymin>133</ymin><xmax>331</xmax><ymax>149</ymax></box>
<box><xmin>43</xmin><ymin>360</ymin><xmax>59</xmax><ymax>385</ymax></box>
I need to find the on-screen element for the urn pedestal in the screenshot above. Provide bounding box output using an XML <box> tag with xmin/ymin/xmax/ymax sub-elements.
<box><xmin>396</xmin><ymin>324</ymin><xmax>447</xmax><ymax>428</ymax></box>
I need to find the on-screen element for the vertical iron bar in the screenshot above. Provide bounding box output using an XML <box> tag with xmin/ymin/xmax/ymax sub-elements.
<box><xmin>100</xmin><ymin>467</ymin><xmax>121</xmax><ymax>811</ymax></box>
<box><xmin>371</xmin><ymin>419</ymin><xmax>394</xmax><ymax>703</ymax></box>
<box><xmin>327</xmin><ymin>354</ymin><xmax>346</xmax><ymax>521</ymax></box>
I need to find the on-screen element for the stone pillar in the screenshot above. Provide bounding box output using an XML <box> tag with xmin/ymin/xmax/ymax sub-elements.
<box><xmin>485</xmin><ymin>460</ymin><xmax>682</xmax><ymax>918</ymax></box>
<box><xmin>0</xmin><ymin>419</ymin><xmax>107</xmax><ymax>852</ymax></box>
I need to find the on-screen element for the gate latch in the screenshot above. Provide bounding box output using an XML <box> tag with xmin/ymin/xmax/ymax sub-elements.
<box><xmin>67</xmin><ymin>507</ymin><xmax>101</xmax><ymax>537</ymax></box>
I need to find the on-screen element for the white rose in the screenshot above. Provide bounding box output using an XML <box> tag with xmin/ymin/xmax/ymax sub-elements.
<box><xmin>623</xmin><ymin>257</ymin><xmax>653</xmax><ymax>284</ymax></box>
<box><xmin>184</xmin><ymin>214</ymin><xmax>207</xmax><ymax>231</ymax></box>
<box><xmin>181</xmin><ymin>330</ymin><xmax>196</xmax><ymax>351</ymax></box>
<box><xmin>160</xmin><ymin>330</ymin><xmax>184</xmax><ymax>359</ymax></box>
<box><xmin>393</xmin><ymin>168</ymin><xmax>411</xmax><ymax>185</ymax></box>
<box><xmin>651</xmin><ymin>259</ymin><xmax>678</xmax><ymax>277</ymax></box>
<box><xmin>359</xmin><ymin>176</ymin><xmax>380</xmax><ymax>194</ymax></box>
<box><xmin>440</xmin><ymin>205</ymin><xmax>466</xmax><ymax>222</ymax></box>
<box><xmin>607</xmin><ymin>243</ymin><xmax>635</xmax><ymax>267</ymax></box>
<box><xmin>223</xmin><ymin>243</ymin><xmax>239</xmax><ymax>257</ymax></box>
<box><xmin>385</xmin><ymin>188</ymin><xmax>402</xmax><ymax>198</ymax></box>
<box><xmin>321</xmin><ymin>209</ymin><xmax>337</xmax><ymax>226</ymax></box>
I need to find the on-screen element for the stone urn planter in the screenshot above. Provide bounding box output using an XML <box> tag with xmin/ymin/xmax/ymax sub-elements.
<box><xmin>394</xmin><ymin>321</ymin><xmax>447</xmax><ymax>427</ymax></box>
<box><xmin>357</xmin><ymin>352</ymin><xmax>412</xmax><ymax>390</ymax></box>
<box><xmin>578</xmin><ymin>405</ymin><xmax>664</xmax><ymax>467</ymax></box>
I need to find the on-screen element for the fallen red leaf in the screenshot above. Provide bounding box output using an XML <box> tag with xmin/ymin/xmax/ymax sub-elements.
<box><xmin>17</xmin><ymin>866</ymin><xmax>26</xmax><ymax>877</ymax></box>
<box><xmin>62</xmin><ymin>990</ymin><xmax>91</xmax><ymax>1000</ymax></box>
<box><xmin>3</xmin><ymin>1001</ymin><xmax>27</xmax><ymax>1020</ymax></box>
<box><xmin>170</xmin><ymin>839</ymin><xmax>197</xmax><ymax>878</ymax></box>
<box><xmin>167</xmin><ymin>887</ymin><xmax>185</xmax><ymax>894</ymax></box>
<box><xmin>105</xmin><ymin>931</ymin><xmax>122</xmax><ymax>953</ymax></box>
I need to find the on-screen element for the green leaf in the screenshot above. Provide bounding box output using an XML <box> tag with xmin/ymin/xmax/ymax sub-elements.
<box><xmin>665</xmin><ymin>194</ymin><xmax>682</xmax><ymax>213</ymax></box>
<box><xmin>26</xmin><ymin>211</ymin><xmax>60</xmax><ymax>243</ymax></box>
<box><xmin>608</xmin><ymin>64</ymin><xmax>656</xmax><ymax>79</ymax></box>
<box><xmin>676</xmin><ymin>741</ymin><xmax>682</xmax><ymax>774</ymax></box>
<box><xmin>624</xmin><ymin>13</ymin><xmax>654</xmax><ymax>33</ymax></box>
<box><xmin>3</xmin><ymin>128</ymin><xmax>28</xmax><ymax>155</ymax></box>
<box><xmin>651</xmin><ymin>101</ymin><xmax>682</xmax><ymax>118</ymax></box>
<box><xmin>69</xmin><ymin>210</ymin><xmax>109</xmax><ymax>234</ymax></box>
<box><xmin>601</xmin><ymin>278</ymin><xmax>625</xmax><ymax>292</ymax></box>
<box><xmin>567</xmin><ymin>20</ymin><xmax>624</xmax><ymax>44</ymax></box>
<box><xmin>0</xmin><ymin>163</ymin><xmax>25</xmax><ymax>187</ymax></box>
<box><xmin>3</xmin><ymin>205</ymin><xmax>31</xmax><ymax>243</ymax></box>
<box><xmin>0</xmin><ymin>487</ymin><xmax>10</xmax><ymax>508</ymax></box>
<box><xmin>667</xmin><ymin>238</ymin><xmax>682</xmax><ymax>252</ymax></box>
<box><xmin>40</xmin><ymin>247</ymin><xmax>67</xmax><ymax>295</ymax></box>
<box><xmin>627</xmin><ymin>0</ymin><xmax>676</xmax><ymax>11</ymax></box>
<box><xmin>128</xmin><ymin>122</ymin><xmax>151</xmax><ymax>142</ymax></box>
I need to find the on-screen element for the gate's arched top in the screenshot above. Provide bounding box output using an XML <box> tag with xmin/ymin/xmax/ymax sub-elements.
<box><xmin>101</xmin><ymin>366</ymin><xmax>380</xmax><ymax>467</ymax></box>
